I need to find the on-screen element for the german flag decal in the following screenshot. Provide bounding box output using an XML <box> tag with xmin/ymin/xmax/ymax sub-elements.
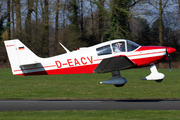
<box><xmin>19</xmin><ymin>47</ymin><xmax>25</xmax><ymax>51</ymax></box>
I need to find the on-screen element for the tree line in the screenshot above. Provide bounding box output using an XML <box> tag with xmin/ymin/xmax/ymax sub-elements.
<box><xmin>0</xmin><ymin>0</ymin><xmax>180</xmax><ymax>67</ymax></box>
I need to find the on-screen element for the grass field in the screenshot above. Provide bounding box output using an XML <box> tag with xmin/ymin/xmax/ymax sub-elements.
<box><xmin>0</xmin><ymin>68</ymin><xmax>180</xmax><ymax>119</ymax></box>
<box><xmin>0</xmin><ymin>110</ymin><xmax>180</xmax><ymax>120</ymax></box>
<box><xmin>0</xmin><ymin>68</ymin><xmax>180</xmax><ymax>99</ymax></box>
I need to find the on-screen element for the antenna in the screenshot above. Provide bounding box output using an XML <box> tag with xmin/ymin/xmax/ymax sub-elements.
<box><xmin>59</xmin><ymin>42</ymin><xmax>70</xmax><ymax>53</ymax></box>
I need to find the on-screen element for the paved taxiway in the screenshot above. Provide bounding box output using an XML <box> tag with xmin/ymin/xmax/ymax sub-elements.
<box><xmin>0</xmin><ymin>99</ymin><xmax>180</xmax><ymax>111</ymax></box>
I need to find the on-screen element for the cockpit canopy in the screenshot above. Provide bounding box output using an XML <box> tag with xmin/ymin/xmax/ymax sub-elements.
<box><xmin>96</xmin><ymin>40</ymin><xmax>140</xmax><ymax>56</ymax></box>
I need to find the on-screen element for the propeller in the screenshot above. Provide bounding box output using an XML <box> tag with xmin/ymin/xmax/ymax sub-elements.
<box><xmin>167</xmin><ymin>51</ymin><xmax>171</xmax><ymax>72</ymax></box>
<box><xmin>165</xmin><ymin>28</ymin><xmax>176</xmax><ymax>72</ymax></box>
<box><xmin>166</xmin><ymin>28</ymin><xmax>171</xmax><ymax>72</ymax></box>
<box><xmin>167</xmin><ymin>31</ymin><xmax>171</xmax><ymax>72</ymax></box>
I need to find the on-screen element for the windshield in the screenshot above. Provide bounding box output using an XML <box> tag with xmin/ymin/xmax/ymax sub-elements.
<box><xmin>127</xmin><ymin>40</ymin><xmax>140</xmax><ymax>52</ymax></box>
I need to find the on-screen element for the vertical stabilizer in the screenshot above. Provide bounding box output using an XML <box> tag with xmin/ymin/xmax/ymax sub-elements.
<box><xmin>4</xmin><ymin>39</ymin><xmax>39</xmax><ymax>75</ymax></box>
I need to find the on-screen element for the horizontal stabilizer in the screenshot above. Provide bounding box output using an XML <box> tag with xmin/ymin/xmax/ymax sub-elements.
<box><xmin>20</xmin><ymin>61</ymin><xmax>40</xmax><ymax>66</ymax></box>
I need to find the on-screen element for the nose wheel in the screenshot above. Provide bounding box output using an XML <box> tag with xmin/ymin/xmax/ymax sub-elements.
<box><xmin>155</xmin><ymin>79</ymin><xmax>163</xmax><ymax>83</ymax></box>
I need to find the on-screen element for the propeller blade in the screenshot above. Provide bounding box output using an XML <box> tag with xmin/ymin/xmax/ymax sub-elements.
<box><xmin>166</xmin><ymin>47</ymin><xmax>172</xmax><ymax>72</ymax></box>
<box><xmin>168</xmin><ymin>54</ymin><xmax>171</xmax><ymax>72</ymax></box>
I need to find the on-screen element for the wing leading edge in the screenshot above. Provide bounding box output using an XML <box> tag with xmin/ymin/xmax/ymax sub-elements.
<box><xmin>94</xmin><ymin>56</ymin><xmax>135</xmax><ymax>73</ymax></box>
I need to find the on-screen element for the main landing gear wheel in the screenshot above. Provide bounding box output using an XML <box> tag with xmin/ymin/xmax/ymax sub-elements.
<box><xmin>114</xmin><ymin>84</ymin><xmax>125</xmax><ymax>87</ymax></box>
<box><xmin>155</xmin><ymin>79</ymin><xmax>163</xmax><ymax>83</ymax></box>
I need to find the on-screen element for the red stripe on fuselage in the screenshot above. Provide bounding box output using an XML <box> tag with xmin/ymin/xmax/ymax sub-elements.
<box><xmin>131</xmin><ymin>55</ymin><xmax>167</xmax><ymax>66</ymax></box>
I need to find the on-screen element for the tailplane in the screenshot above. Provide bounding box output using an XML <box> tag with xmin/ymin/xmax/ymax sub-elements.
<box><xmin>4</xmin><ymin>39</ymin><xmax>40</xmax><ymax>75</ymax></box>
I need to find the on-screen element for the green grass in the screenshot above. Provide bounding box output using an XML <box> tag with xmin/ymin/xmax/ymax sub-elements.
<box><xmin>0</xmin><ymin>110</ymin><xmax>180</xmax><ymax>120</ymax></box>
<box><xmin>0</xmin><ymin>68</ymin><xmax>180</xmax><ymax>99</ymax></box>
<box><xmin>0</xmin><ymin>68</ymin><xmax>180</xmax><ymax>119</ymax></box>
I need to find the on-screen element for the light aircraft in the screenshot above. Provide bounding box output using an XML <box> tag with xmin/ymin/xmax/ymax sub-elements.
<box><xmin>4</xmin><ymin>39</ymin><xmax>176</xmax><ymax>87</ymax></box>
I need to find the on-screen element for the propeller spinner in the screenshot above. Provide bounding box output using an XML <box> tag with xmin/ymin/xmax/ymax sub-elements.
<box><xmin>166</xmin><ymin>47</ymin><xmax>176</xmax><ymax>72</ymax></box>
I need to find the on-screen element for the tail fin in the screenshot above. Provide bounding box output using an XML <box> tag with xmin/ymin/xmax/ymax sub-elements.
<box><xmin>4</xmin><ymin>39</ymin><xmax>40</xmax><ymax>75</ymax></box>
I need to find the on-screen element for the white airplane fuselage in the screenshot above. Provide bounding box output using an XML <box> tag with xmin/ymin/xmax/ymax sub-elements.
<box><xmin>5</xmin><ymin>39</ymin><xmax>175</xmax><ymax>76</ymax></box>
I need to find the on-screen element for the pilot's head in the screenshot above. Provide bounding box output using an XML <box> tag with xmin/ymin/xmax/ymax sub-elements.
<box><xmin>116</xmin><ymin>43</ymin><xmax>122</xmax><ymax>48</ymax></box>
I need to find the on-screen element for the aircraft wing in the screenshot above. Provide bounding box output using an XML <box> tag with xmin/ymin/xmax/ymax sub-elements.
<box><xmin>94</xmin><ymin>56</ymin><xmax>135</xmax><ymax>73</ymax></box>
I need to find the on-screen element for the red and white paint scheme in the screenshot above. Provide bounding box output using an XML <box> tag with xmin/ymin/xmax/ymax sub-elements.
<box><xmin>4</xmin><ymin>39</ymin><xmax>176</xmax><ymax>87</ymax></box>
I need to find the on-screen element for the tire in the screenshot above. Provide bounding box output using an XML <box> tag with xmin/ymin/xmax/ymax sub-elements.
<box><xmin>114</xmin><ymin>84</ymin><xmax>125</xmax><ymax>87</ymax></box>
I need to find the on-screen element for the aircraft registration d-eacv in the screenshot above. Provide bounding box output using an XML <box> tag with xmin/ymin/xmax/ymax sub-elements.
<box><xmin>4</xmin><ymin>39</ymin><xmax>176</xmax><ymax>87</ymax></box>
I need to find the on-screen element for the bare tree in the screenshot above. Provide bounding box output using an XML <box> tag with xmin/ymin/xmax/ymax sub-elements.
<box><xmin>179</xmin><ymin>0</ymin><xmax>180</xmax><ymax>12</ymax></box>
<box><xmin>54</xmin><ymin>0</ymin><xmax>60</xmax><ymax>55</ymax></box>
<box><xmin>135</xmin><ymin>0</ymin><xmax>178</xmax><ymax>45</ymax></box>
<box><xmin>11</xmin><ymin>0</ymin><xmax>15</xmax><ymax>39</ymax></box>
<box><xmin>98</xmin><ymin>0</ymin><xmax>105</xmax><ymax>42</ymax></box>
<box><xmin>7</xmin><ymin>0</ymin><xmax>11</xmax><ymax>40</ymax></box>
<box><xmin>15</xmin><ymin>0</ymin><xmax>22</xmax><ymax>40</ymax></box>
<box><xmin>44</xmin><ymin>0</ymin><xmax>49</xmax><ymax>57</ymax></box>
<box><xmin>25</xmin><ymin>0</ymin><xmax>33</xmax><ymax>47</ymax></box>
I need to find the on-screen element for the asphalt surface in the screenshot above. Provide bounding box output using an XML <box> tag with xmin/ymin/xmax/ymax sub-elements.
<box><xmin>0</xmin><ymin>99</ymin><xmax>180</xmax><ymax>111</ymax></box>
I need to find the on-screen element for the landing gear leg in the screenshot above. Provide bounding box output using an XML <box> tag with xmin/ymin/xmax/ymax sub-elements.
<box><xmin>111</xmin><ymin>71</ymin><xmax>126</xmax><ymax>87</ymax></box>
<box><xmin>141</xmin><ymin>64</ymin><xmax>165</xmax><ymax>82</ymax></box>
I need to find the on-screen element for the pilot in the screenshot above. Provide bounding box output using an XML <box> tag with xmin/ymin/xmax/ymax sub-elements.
<box><xmin>114</xmin><ymin>42</ymin><xmax>122</xmax><ymax>53</ymax></box>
